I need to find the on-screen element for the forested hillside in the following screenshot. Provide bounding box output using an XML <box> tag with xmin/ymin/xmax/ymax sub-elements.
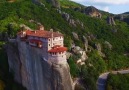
<box><xmin>0</xmin><ymin>0</ymin><xmax>129</xmax><ymax>90</ymax></box>
<box><xmin>106</xmin><ymin>73</ymin><xmax>129</xmax><ymax>90</ymax></box>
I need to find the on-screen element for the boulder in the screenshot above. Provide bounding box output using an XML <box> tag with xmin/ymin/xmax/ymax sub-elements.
<box><xmin>95</xmin><ymin>43</ymin><xmax>101</xmax><ymax>52</ymax></box>
<box><xmin>62</xmin><ymin>12</ymin><xmax>70</xmax><ymax>21</ymax></box>
<box><xmin>104</xmin><ymin>41</ymin><xmax>112</xmax><ymax>50</ymax></box>
<box><xmin>76</xmin><ymin>19</ymin><xmax>84</xmax><ymax>28</ymax></box>
<box><xmin>72</xmin><ymin>32</ymin><xmax>79</xmax><ymax>40</ymax></box>
<box><xmin>84</xmin><ymin>6</ymin><xmax>102</xmax><ymax>18</ymax></box>
<box><xmin>87</xmin><ymin>33</ymin><xmax>96</xmax><ymax>41</ymax></box>
<box><xmin>95</xmin><ymin>43</ymin><xmax>105</xmax><ymax>57</ymax></box>
<box><xmin>81</xmin><ymin>51</ymin><xmax>88</xmax><ymax>61</ymax></box>
<box><xmin>71</xmin><ymin>46</ymin><xmax>82</xmax><ymax>54</ymax></box>
<box><xmin>69</xmin><ymin>19</ymin><xmax>76</xmax><ymax>27</ymax></box>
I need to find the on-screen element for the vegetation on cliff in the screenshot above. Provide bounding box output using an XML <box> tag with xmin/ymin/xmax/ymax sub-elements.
<box><xmin>0</xmin><ymin>0</ymin><xmax>129</xmax><ymax>89</ymax></box>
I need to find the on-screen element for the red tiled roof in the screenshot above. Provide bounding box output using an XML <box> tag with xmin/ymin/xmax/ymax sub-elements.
<box><xmin>18</xmin><ymin>30</ymin><xmax>63</xmax><ymax>38</ymax></box>
<box><xmin>29</xmin><ymin>39</ymin><xmax>42</xmax><ymax>43</ymax></box>
<box><xmin>48</xmin><ymin>47</ymin><xmax>67</xmax><ymax>53</ymax></box>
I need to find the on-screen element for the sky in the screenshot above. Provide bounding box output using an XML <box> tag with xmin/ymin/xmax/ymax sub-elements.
<box><xmin>70</xmin><ymin>0</ymin><xmax>129</xmax><ymax>14</ymax></box>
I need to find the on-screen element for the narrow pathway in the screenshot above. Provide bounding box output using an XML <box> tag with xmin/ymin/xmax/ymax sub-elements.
<box><xmin>97</xmin><ymin>70</ymin><xmax>129</xmax><ymax>90</ymax></box>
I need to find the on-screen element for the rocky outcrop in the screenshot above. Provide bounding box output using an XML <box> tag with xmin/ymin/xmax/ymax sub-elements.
<box><xmin>95</xmin><ymin>43</ymin><xmax>105</xmax><ymax>57</ymax></box>
<box><xmin>32</xmin><ymin>0</ymin><xmax>59</xmax><ymax>9</ymax></box>
<box><xmin>83</xmin><ymin>6</ymin><xmax>102</xmax><ymax>18</ymax></box>
<box><xmin>104</xmin><ymin>41</ymin><xmax>112</xmax><ymax>50</ymax></box>
<box><xmin>74</xmin><ymin>7</ymin><xmax>81</xmax><ymax>12</ymax></box>
<box><xmin>87</xmin><ymin>33</ymin><xmax>96</xmax><ymax>41</ymax></box>
<box><xmin>51</xmin><ymin>0</ymin><xmax>60</xmax><ymax>8</ymax></box>
<box><xmin>71</xmin><ymin>46</ymin><xmax>88</xmax><ymax>65</ymax></box>
<box><xmin>107</xmin><ymin>16</ymin><xmax>116</xmax><ymax>25</ymax></box>
<box><xmin>32</xmin><ymin>0</ymin><xmax>40</xmax><ymax>4</ymax></box>
<box><xmin>83</xmin><ymin>36</ymin><xmax>88</xmax><ymax>52</ymax></box>
<box><xmin>7</xmin><ymin>41</ymin><xmax>73</xmax><ymax>90</ymax></box>
<box><xmin>62</xmin><ymin>12</ymin><xmax>70</xmax><ymax>22</ymax></box>
<box><xmin>62</xmin><ymin>12</ymin><xmax>84</xmax><ymax>28</ymax></box>
<box><xmin>72</xmin><ymin>32</ymin><xmax>79</xmax><ymax>40</ymax></box>
<box><xmin>46</xmin><ymin>0</ymin><xmax>60</xmax><ymax>8</ymax></box>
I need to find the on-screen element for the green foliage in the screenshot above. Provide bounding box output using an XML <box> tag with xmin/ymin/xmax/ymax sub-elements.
<box><xmin>60</xmin><ymin>0</ymin><xmax>83</xmax><ymax>8</ymax></box>
<box><xmin>106</xmin><ymin>73</ymin><xmax>129</xmax><ymax>90</ymax></box>
<box><xmin>0</xmin><ymin>0</ymin><xmax>129</xmax><ymax>90</ymax></box>
<box><xmin>68</xmin><ymin>57</ymin><xmax>80</xmax><ymax>77</ymax></box>
<box><xmin>80</xmin><ymin>50</ymin><xmax>107</xmax><ymax>90</ymax></box>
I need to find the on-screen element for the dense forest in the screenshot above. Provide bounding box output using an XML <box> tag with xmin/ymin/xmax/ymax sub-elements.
<box><xmin>106</xmin><ymin>73</ymin><xmax>129</xmax><ymax>90</ymax></box>
<box><xmin>0</xmin><ymin>0</ymin><xmax>129</xmax><ymax>90</ymax></box>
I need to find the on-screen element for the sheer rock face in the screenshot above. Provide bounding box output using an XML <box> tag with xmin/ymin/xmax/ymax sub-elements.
<box><xmin>107</xmin><ymin>16</ymin><xmax>116</xmax><ymax>25</ymax></box>
<box><xmin>84</xmin><ymin>6</ymin><xmax>102</xmax><ymax>18</ymax></box>
<box><xmin>51</xmin><ymin>0</ymin><xmax>60</xmax><ymax>8</ymax></box>
<box><xmin>83</xmin><ymin>36</ymin><xmax>88</xmax><ymax>52</ymax></box>
<box><xmin>7</xmin><ymin>41</ymin><xmax>73</xmax><ymax>90</ymax></box>
<box><xmin>6</xmin><ymin>43</ymin><xmax>22</xmax><ymax>84</ymax></box>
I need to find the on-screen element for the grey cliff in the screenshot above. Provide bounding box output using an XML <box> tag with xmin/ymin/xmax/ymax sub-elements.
<box><xmin>7</xmin><ymin>41</ymin><xmax>73</xmax><ymax>90</ymax></box>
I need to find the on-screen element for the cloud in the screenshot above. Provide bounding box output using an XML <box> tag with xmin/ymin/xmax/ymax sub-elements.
<box><xmin>103</xmin><ymin>6</ymin><xmax>109</xmax><ymax>12</ymax></box>
<box><xmin>70</xmin><ymin>0</ymin><xmax>129</xmax><ymax>5</ymax></box>
<box><xmin>95</xmin><ymin>6</ymin><xmax>109</xmax><ymax>12</ymax></box>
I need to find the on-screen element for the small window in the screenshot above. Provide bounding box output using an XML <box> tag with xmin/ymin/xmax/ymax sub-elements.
<box><xmin>49</xmin><ymin>39</ymin><xmax>50</xmax><ymax>41</ymax></box>
<box><xmin>53</xmin><ymin>38</ymin><xmax>55</xmax><ymax>40</ymax></box>
<box><xmin>62</xmin><ymin>56</ymin><xmax>63</xmax><ymax>57</ymax></box>
<box><xmin>49</xmin><ymin>44</ymin><xmax>50</xmax><ymax>46</ymax></box>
